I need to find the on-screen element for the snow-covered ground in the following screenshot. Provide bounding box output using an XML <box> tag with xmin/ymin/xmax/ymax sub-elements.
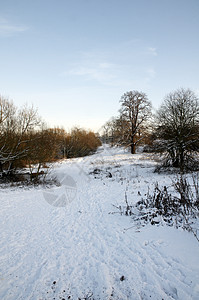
<box><xmin>0</xmin><ymin>145</ymin><xmax>199</xmax><ymax>300</ymax></box>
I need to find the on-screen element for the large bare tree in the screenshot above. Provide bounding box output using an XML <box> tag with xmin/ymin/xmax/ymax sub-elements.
<box><xmin>120</xmin><ymin>90</ymin><xmax>152</xmax><ymax>154</ymax></box>
<box><xmin>155</xmin><ymin>88</ymin><xmax>199</xmax><ymax>171</ymax></box>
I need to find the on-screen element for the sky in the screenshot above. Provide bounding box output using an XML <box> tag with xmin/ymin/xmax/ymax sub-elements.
<box><xmin>0</xmin><ymin>0</ymin><xmax>199</xmax><ymax>132</ymax></box>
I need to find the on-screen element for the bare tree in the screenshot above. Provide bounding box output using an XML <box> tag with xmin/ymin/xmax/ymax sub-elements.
<box><xmin>154</xmin><ymin>88</ymin><xmax>199</xmax><ymax>171</ymax></box>
<box><xmin>0</xmin><ymin>96</ymin><xmax>15</xmax><ymax>125</ymax></box>
<box><xmin>102</xmin><ymin>117</ymin><xmax>123</xmax><ymax>146</ymax></box>
<box><xmin>0</xmin><ymin>97</ymin><xmax>41</xmax><ymax>175</ymax></box>
<box><xmin>25</xmin><ymin>128</ymin><xmax>62</xmax><ymax>180</ymax></box>
<box><xmin>120</xmin><ymin>91</ymin><xmax>152</xmax><ymax>154</ymax></box>
<box><xmin>0</xmin><ymin>97</ymin><xmax>17</xmax><ymax>173</ymax></box>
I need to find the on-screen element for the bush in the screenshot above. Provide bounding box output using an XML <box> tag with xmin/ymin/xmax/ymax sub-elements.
<box><xmin>63</xmin><ymin>128</ymin><xmax>101</xmax><ymax>158</ymax></box>
<box><xmin>114</xmin><ymin>174</ymin><xmax>199</xmax><ymax>241</ymax></box>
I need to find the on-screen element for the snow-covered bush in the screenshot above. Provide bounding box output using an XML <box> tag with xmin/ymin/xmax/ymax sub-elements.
<box><xmin>115</xmin><ymin>174</ymin><xmax>199</xmax><ymax>241</ymax></box>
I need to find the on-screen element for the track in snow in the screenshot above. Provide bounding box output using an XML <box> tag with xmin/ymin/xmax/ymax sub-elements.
<box><xmin>0</xmin><ymin>145</ymin><xmax>199</xmax><ymax>299</ymax></box>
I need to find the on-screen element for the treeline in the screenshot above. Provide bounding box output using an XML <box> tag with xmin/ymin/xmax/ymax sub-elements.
<box><xmin>102</xmin><ymin>88</ymin><xmax>199</xmax><ymax>172</ymax></box>
<box><xmin>0</xmin><ymin>96</ymin><xmax>101</xmax><ymax>181</ymax></box>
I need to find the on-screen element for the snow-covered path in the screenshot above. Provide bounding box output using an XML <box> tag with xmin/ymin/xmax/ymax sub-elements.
<box><xmin>0</xmin><ymin>146</ymin><xmax>199</xmax><ymax>299</ymax></box>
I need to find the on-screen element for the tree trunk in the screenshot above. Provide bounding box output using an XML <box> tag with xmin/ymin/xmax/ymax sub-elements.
<box><xmin>131</xmin><ymin>123</ymin><xmax>136</xmax><ymax>154</ymax></box>
<box><xmin>131</xmin><ymin>143</ymin><xmax>136</xmax><ymax>154</ymax></box>
<box><xmin>131</xmin><ymin>135</ymin><xmax>136</xmax><ymax>154</ymax></box>
<box><xmin>180</xmin><ymin>148</ymin><xmax>184</xmax><ymax>172</ymax></box>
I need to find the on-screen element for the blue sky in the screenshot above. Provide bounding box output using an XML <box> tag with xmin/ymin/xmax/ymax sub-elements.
<box><xmin>0</xmin><ymin>0</ymin><xmax>199</xmax><ymax>131</ymax></box>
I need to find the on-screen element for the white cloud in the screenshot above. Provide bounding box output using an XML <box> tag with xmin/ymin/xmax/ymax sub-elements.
<box><xmin>61</xmin><ymin>46</ymin><xmax>158</xmax><ymax>89</ymax></box>
<box><xmin>0</xmin><ymin>17</ymin><xmax>28</xmax><ymax>36</ymax></box>
<box><xmin>66</xmin><ymin>60</ymin><xmax>117</xmax><ymax>84</ymax></box>
<box><xmin>98</xmin><ymin>62</ymin><xmax>113</xmax><ymax>69</ymax></box>
<box><xmin>148</xmin><ymin>47</ymin><xmax>158</xmax><ymax>56</ymax></box>
<box><xmin>146</xmin><ymin>68</ymin><xmax>156</xmax><ymax>78</ymax></box>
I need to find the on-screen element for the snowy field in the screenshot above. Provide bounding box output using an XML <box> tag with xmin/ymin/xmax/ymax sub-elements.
<box><xmin>0</xmin><ymin>145</ymin><xmax>199</xmax><ymax>300</ymax></box>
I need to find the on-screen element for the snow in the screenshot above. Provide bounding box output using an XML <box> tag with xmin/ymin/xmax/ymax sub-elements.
<box><xmin>0</xmin><ymin>145</ymin><xmax>199</xmax><ymax>300</ymax></box>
